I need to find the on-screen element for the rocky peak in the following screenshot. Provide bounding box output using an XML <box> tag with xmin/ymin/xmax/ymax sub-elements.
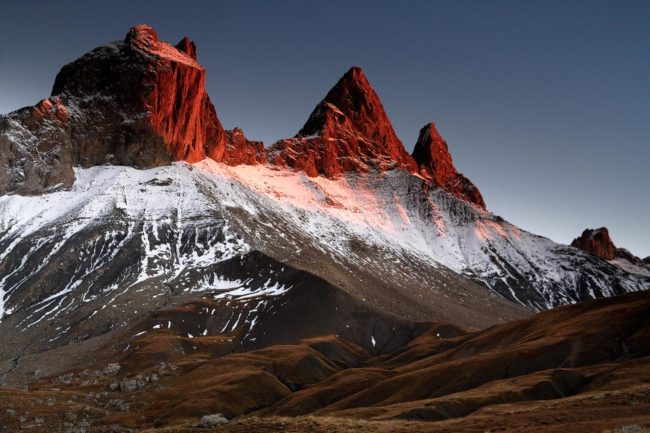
<box><xmin>1</xmin><ymin>24</ymin><xmax>237</xmax><ymax>195</ymax></box>
<box><xmin>300</xmin><ymin>67</ymin><xmax>389</xmax><ymax>139</ymax></box>
<box><xmin>412</xmin><ymin>123</ymin><xmax>486</xmax><ymax>209</ymax></box>
<box><xmin>175</xmin><ymin>37</ymin><xmax>198</xmax><ymax>60</ymax></box>
<box><xmin>571</xmin><ymin>228</ymin><xmax>617</xmax><ymax>260</ymax></box>
<box><xmin>571</xmin><ymin>227</ymin><xmax>650</xmax><ymax>273</ymax></box>
<box><xmin>50</xmin><ymin>24</ymin><xmax>225</xmax><ymax>167</ymax></box>
<box><xmin>125</xmin><ymin>23</ymin><xmax>159</xmax><ymax>47</ymax></box>
<box><xmin>222</xmin><ymin>128</ymin><xmax>266</xmax><ymax>166</ymax></box>
<box><xmin>270</xmin><ymin>67</ymin><xmax>417</xmax><ymax>178</ymax></box>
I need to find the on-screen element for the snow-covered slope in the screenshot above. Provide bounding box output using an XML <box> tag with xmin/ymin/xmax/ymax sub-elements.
<box><xmin>0</xmin><ymin>162</ymin><xmax>529</xmax><ymax>368</ymax></box>
<box><xmin>0</xmin><ymin>160</ymin><xmax>647</xmax><ymax>373</ymax></box>
<box><xmin>610</xmin><ymin>258</ymin><xmax>650</xmax><ymax>278</ymax></box>
<box><xmin>1</xmin><ymin>161</ymin><xmax>646</xmax><ymax>324</ymax></box>
<box><xmin>200</xmin><ymin>161</ymin><xmax>648</xmax><ymax>309</ymax></box>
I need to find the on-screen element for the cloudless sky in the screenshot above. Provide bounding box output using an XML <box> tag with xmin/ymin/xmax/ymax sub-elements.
<box><xmin>1</xmin><ymin>0</ymin><xmax>648</xmax><ymax>256</ymax></box>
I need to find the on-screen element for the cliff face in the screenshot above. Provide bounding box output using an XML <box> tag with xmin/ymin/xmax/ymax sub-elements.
<box><xmin>412</xmin><ymin>123</ymin><xmax>485</xmax><ymax>209</ymax></box>
<box><xmin>222</xmin><ymin>128</ymin><xmax>266</xmax><ymax>165</ymax></box>
<box><xmin>51</xmin><ymin>24</ymin><xmax>226</xmax><ymax>167</ymax></box>
<box><xmin>1</xmin><ymin>25</ymin><xmax>488</xmax><ymax>211</ymax></box>
<box><xmin>0</xmin><ymin>24</ymin><xmax>270</xmax><ymax>195</ymax></box>
<box><xmin>269</xmin><ymin>67</ymin><xmax>418</xmax><ymax>178</ymax></box>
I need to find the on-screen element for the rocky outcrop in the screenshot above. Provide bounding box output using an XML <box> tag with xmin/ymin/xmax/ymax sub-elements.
<box><xmin>571</xmin><ymin>228</ymin><xmax>647</xmax><ymax>265</ymax></box>
<box><xmin>571</xmin><ymin>228</ymin><xmax>650</xmax><ymax>276</ymax></box>
<box><xmin>52</xmin><ymin>24</ymin><xmax>226</xmax><ymax>166</ymax></box>
<box><xmin>571</xmin><ymin>228</ymin><xmax>616</xmax><ymax>260</ymax></box>
<box><xmin>0</xmin><ymin>24</ymin><xmax>229</xmax><ymax>195</ymax></box>
<box><xmin>222</xmin><ymin>128</ymin><xmax>266</xmax><ymax>165</ymax></box>
<box><xmin>2</xmin><ymin>29</ymin><xmax>491</xmax><ymax>205</ymax></box>
<box><xmin>269</xmin><ymin>67</ymin><xmax>418</xmax><ymax>178</ymax></box>
<box><xmin>412</xmin><ymin>123</ymin><xmax>486</xmax><ymax>209</ymax></box>
<box><xmin>198</xmin><ymin>414</ymin><xmax>229</xmax><ymax>427</ymax></box>
<box><xmin>267</xmin><ymin>69</ymin><xmax>486</xmax><ymax>210</ymax></box>
<box><xmin>0</xmin><ymin>98</ymin><xmax>75</xmax><ymax>195</ymax></box>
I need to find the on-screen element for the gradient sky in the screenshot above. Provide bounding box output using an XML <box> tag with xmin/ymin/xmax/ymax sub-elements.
<box><xmin>1</xmin><ymin>0</ymin><xmax>648</xmax><ymax>256</ymax></box>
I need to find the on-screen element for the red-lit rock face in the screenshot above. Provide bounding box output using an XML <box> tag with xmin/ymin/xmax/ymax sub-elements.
<box><xmin>571</xmin><ymin>228</ymin><xmax>617</xmax><ymax>261</ymax></box>
<box><xmin>222</xmin><ymin>128</ymin><xmax>266</xmax><ymax>165</ymax></box>
<box><xmin>2</xmin><ymin>24</ymin><xmax>269</xmax><ymax>194</ymax></box>
<box><xmin>412</xmin><ymin>123</ymin><xmax>486</xmax><ymax>209</ymax></box>
<box><xmin>29</xmin><ymin>98</ymin><xmax>69</xmax><ymax>124</ymax></box>
<box><xmin>269</xmin><ymin>67</ymin><xmax>418</xmax><ymax>178</ymax></box>
<box><xmin>2</xmin><ymin>27</ymin><xmax>491</xmax><ymax>203</ymax></box>
<box><xmin>51</xmin><ymin>24</ymin><xmax>226</xmax><ymax>167</ymax></box>
<box><xmin>175</xmin><ymin>37</ymin><xmax>197</xmax><ymax>60</ymax></box>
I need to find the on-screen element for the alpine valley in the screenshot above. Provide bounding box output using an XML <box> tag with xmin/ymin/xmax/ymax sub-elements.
<box><xmin>0</xmin><ymin>25</ymin><xmax>648</xmax><ymax>433</ymax></box>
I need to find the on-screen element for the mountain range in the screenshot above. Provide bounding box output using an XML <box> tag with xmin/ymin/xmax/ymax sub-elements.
<box><xmin>0</xmin><ymin>25</ymin><xmax>648</xmax><ymax>432</ymax></box>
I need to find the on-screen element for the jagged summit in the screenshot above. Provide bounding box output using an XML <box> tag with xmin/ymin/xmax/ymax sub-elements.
<box><xmin>175</xmin><ymin>36</ymin><xmax>198</xmax><ymax>60</ymax></box>
<box><xmin>269</xmin><ymin>66</ymin><xmax>417</xmax><ymax>177</ymax></box>
<box><xmin>0</xmin><ymin>24</ymin><xmax>267</xmax><ymax>194</ymax></box>
<box><xmin>269</xmin><ymin>69</ymin><xmax>485</xmax><ymax>210</ymax></box>
<box><xmin>51</xmin><ymin>23</ymin><xmax>225</xmax><ymax>165</ymax></box>
<box><xmin>299</xmin><ymin>67</ymin><xmax>395</xmax><ymax>140</ymax></box>
<box><xmin>412</xmin><ymin>122</ymin><xmax>486</xmax><ymax>209</ymax></box>
<box><xmin>1</xmin><ymin>27</ymin><xmax>487</xmax><ymax>206</ymax></box>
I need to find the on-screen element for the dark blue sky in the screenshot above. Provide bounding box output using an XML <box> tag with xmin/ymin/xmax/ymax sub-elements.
<box><xmin>1</xmin><ymin>0</ymin><xmax>648</xmax><ymax>256</ymax></box>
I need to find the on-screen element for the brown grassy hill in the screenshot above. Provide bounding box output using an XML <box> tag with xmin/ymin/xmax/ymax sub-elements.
<box><xmin>0</xmin><ymin>291</ymin><xmax>648</xmax><ymax>432</ymax></box>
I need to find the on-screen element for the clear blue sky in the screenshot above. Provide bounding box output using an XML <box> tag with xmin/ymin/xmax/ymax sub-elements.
<box><xmin>1</xmin><ymin>0</ymin><xmax>648</xmax><ymax>256</ymax></box>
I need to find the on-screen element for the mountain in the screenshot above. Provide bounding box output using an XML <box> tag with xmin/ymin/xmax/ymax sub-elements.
<box><xmin>0</xmin><ymin>24</ymin><xmax>262</xmax><ymax>195</ymax></box>
<box><xmin>0</xmin><ymin>24</ymin><xmax>649</xmax><ymax>396</ymax></box>
<box><xmin>572</xmin><ymin>227</ymin><xmax>650</xmax><ymax>277</ymax></box>
<box><xmin>0</xmin><ymin>162</ymin><xmax>526</xmax><ymax>378</ymax></box>
<box><xmin>268</xmin><ymin>67</ymin><xmax>417</xmax><ymax>177</ymax></box>
<box><xmin>51</xmin><ymin>23</ymin><xmax>226</xmax><ymax>166</ymax></box>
